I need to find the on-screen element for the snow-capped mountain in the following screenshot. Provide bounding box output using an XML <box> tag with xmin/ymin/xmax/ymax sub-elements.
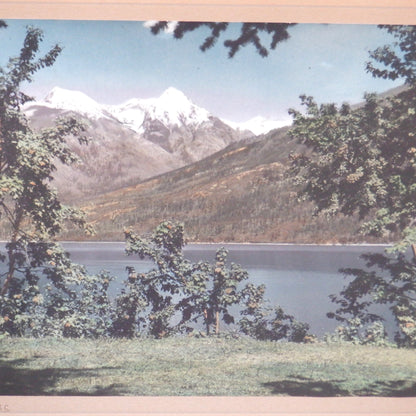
<box><xmin>30</xmin><ymin>86</ymin><xmax>213</xmax><ymax>132</ymax></box>
<box><xmin>23</xmin><ymin>87</ymin><xmax>250</xmax><ymax>200</ymax></box>
<box><xmin>108</xmin><ymin>87</ymin><xmax>211</xmax><ymax>134</ymax></box>
<box><xmin>31</xmin><ymin>87</ymin><xmax>111</xmax><ymax>120</ymax></box>
<box><xmin>222</xmin><ymin>116</ymin><xmax>292</xmax><ymax>136</ymax></box>
<box><xmin>26</xmin><ymin>87</ymin><xmax>287</xmax><ymax>136</ymax></box>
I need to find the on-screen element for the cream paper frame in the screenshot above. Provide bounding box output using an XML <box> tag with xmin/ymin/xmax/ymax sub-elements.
<box><xmin>0</xmin><ymin>1</ymin><xmax>416</xmax><ymax>415</ymax></box>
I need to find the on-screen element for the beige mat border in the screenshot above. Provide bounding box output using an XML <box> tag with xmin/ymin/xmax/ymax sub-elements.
<box><xmin>0</xmin><ymin>0</ymin><xmax>415</xmax><ymax>23</ymax></box>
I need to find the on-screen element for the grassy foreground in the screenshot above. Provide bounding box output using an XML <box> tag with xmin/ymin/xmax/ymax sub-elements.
<box><xmin>1</xmin><ymin>337</ymin><xmax>416</xmax><ymax>396</ymax></box>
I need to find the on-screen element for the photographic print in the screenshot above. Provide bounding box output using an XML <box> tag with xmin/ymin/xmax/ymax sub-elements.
<box><xmin>0</xmin><ymin>0</ymin><xmax>416</xmax><ymax>414</ymax></box>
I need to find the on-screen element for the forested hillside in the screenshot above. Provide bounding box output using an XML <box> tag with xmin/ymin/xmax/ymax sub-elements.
<box><xmin>67</xmin><ymin>125</ymin><xmax>390</xmax><ymax>243</ymax></box>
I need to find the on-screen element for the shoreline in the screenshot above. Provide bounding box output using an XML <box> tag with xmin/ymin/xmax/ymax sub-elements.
<box><xmin>0</xmin><ymin>240</ymin><xmax>395</xmax><ymax>249</ymax></box>
<box><xmin>58</xmin><ymin>240</ymin><xmax>393</xmax><ymax>247</ymax></box>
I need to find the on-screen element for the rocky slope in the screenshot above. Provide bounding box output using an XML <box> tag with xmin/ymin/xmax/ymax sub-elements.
<box><xmin>24</xmin><ymin>87</ymin><xmax>264</xmax><ymax>200</ymax></box>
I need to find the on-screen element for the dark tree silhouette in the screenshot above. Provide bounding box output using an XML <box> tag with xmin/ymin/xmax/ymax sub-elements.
<box><xmin>149</xmin><ymin>22</ymin><xmax>296</xmax><ymax>58</ymax></box>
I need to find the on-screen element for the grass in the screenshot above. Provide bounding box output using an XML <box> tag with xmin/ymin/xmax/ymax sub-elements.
<box><xmin>1</xmin><ymin>336</ymin><xmax>416</xmax><ymax>396</ymax></box>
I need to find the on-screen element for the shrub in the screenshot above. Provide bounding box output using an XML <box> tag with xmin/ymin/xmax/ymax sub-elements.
<box><xmin>239</xmin><ymin>283</ymin><xmax>312</xmax><ymax>342</ymax></box>
<box><xmin>324</xmin><ymin>318</ymin><xmax>392</xmax><ymax>346</ymax></box>
<box><xmin>116</xmin><ymin>221</ymin><xmax>311</xmax><ymax>340</ymax></box>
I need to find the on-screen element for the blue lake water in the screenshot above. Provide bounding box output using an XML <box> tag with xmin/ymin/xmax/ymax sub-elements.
<box><xmin>60</xmin><ymin>242</ymin><xmax>395</xmax><ymax>338</ymax></box>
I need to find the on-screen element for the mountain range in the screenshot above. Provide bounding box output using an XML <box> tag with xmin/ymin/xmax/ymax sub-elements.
<box><xmin>24</xmin><ymin>87</ymin><xmax>289</xmax><ymax>201</ymax></box>
<box><xmin>23</xmin><ymin>85</ymin><xmax>403</xmax><ymax>243</ymax></box>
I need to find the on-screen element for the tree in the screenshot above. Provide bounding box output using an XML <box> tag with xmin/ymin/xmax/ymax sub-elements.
<box><xmin>289</xmin><ymin>25</ymin><xmax>416</xmax><ymax>346</ymax></box>
<box><xmin>117</xmin><ymin>222</ymin><xmax>193</xmax><ymax>338</ymax></box>
<box><xmin>327</xmin><ymin>252</ymin><xmax>415</xmax><ymax>346</ymax></box>
<box><xmin>197</xmin><ymin>246</ymin><xmax>249</xmax><ymax>335</ymax></box>
<box><xmin>288</xmin><ymin>88</ymin><xmax>416</xmax><ymax>239</ymax></box>
<box><xmin>149</xmin><ymin>22</ymin><xmax>295</xmax><ymax>58</ymax></box>
<box><xmin>366</xmin><ymin>25</ymin><xmax>416</xmax><ymax>85</ymax></box>
<box><xmin>117</xmin><ymin>221</ymin><xmax>311</xmax><ymax>340</ymax></box>
<box><xmin>119</xmin><ymin>222</ymin><xmax>251</xmax><ymax>337</ymax></box>
<box><xmin>0</xmin><ymin>24</ymin><xmax>94</xmax><ymax>336</ymax></box>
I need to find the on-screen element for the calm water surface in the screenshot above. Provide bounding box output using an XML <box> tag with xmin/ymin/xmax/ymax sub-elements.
<box><xmin>62</xmin><ymin>242</ymin><xmax>394</xmax><ymax>337</ymax></box>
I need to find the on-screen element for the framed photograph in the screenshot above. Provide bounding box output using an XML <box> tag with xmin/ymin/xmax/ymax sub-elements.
<box><xmin>0</xmin><ymin>1</ymin><xmax>416</xmax><ymax>415</ymax></box>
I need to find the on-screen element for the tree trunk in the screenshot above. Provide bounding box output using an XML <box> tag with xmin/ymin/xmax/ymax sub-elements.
<box><xmin>215</xmin><ymin>311</ymin><xmax>220</xmax><ymax>335</ymax></box>
<box><xmin>1</xmin><ymin>208</ymin><xmax>23</xmax><ymax>295</ymax></box>
<box><xmin>204</xmin><ymin>308</ymin><xmax>210</xmax><ymax>335</ymax></box>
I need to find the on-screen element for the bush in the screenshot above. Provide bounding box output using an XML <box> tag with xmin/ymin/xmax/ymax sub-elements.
<box><xmin>0</xmin><ymin>244</ymin><xmax>115</xmax><ymax>338</ymax></box>
<box><xmin>324</xmin><ymin>318</ymin><xmax>392</xmax><ymax>346</ymax></box>
<box><xmin>239</xmin><ymin>283</ymin><xmax>312</xmax><ymax>342</ymax></box>
<box><xmin>327</xmin><ymin>251</ymin><xmax>416</xmax><ymax>348</ymax></box>
<box><xmin>114</xmin><ymin>221</ymin><xmax>311</xmax><ymax>340</ymax></box>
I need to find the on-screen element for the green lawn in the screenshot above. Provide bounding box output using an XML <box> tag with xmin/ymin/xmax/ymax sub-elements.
<box><xmin>1</xmin><ymin>337</ymin><xmax>415</xmax><ymax>396</ymax></box>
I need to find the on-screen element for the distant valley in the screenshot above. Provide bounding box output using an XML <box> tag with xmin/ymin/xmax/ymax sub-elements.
<box><xmin>25</xmin><ymin>87</ymin><xmax>280</xmax><ymax>200</ymax></box>
<box><xmin>23</xmin><ymin>87</ymin><xmax>395</xmax><ymax>243</ymax></box>
<box><xmin>75</xmin><ymin>126</ymin><xmax>387</xmax><ymax>244</ymax></box>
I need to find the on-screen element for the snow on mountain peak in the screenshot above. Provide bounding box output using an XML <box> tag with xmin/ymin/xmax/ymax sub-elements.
<box><xmin>145</xmin><ymin>87</ymin><xmax>211</xmax><ymax>127</ymax></box>
<box><xmin>222</xmin><ymin>115</ymin><xmax>292</xmax><ymax>136</ymax></box>
<box><xmin>42</xmin><ymin>87</ymin><xmax>106</xmax><ymax>119</ymax></box>
<box><xmin>29</xmin><ymin>86</ymin><xmax>287</xmax><ymax>136</ymax></box>
<box><xmin>160</xmin><ymin>86</ymin><xmax>188</xmax><ymax>101</ymax></box>
<box><xmin>93</xmin><ymin>87</ymin><xmax>211</xmax><ymax>134</ymax></box>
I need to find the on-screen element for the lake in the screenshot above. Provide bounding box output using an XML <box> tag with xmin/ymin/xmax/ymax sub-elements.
<box><xmin>61</xmin><ymin>242</ymin><xmax>395</xmax><ymax>338</ymax></box>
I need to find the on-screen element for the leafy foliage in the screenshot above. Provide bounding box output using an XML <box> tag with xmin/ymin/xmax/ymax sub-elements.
<box><xmin>289</xmin><ymin>25</ymin><xmax>416</xmax><ymax>347</ymax></box>
<box><xmin>115</xmin><ymin>221</ymin><xmax>310</xmax><ymax>340</ymax></box>
<box><xmin>324</xmin><ymin>318</ymin><xmax>391</xmax><ymax>346</ymax></box>
<box><xmin>0</xmin><ymin>24</ymin><xmax>99</xmax><ymax>337</ymax></box>
<box><xmin>289</xmin><ymin>88</ymin><xmax>416</xmax><ymax>240</ymax></box>
<box><xmin>327</xmin><ymin>252</ymin><xmax>416</xmax><ymax>347</ymax></box>
<box><xmin>201</xmin><ymin>246</ymin><xmax>250</xmax><ymax>334</ymax></box>
<box><xmin>239</xmin><ymin>284</ymin><xmax>312</xmax><ymax>342</ymax></box>
<box><xmin>290</xmin><ymin>26</ymin><xmax>416</xmax><ymax>242</ymax></box>
<box><xmin>0</xmin><ymin>241</ymin><xmax>115</xmax><ymax>338</ymax></box>
<box><xmin>114</xmin><ymin>222</ymin><xmax>193</xmax><ymax>338</ymax></box>
<box><xmin>118</xmin><ymin>221</ymin><xmax>252</xmax><ymax>337</ymax></box>
<box><xmin>366</xmin><ymin>25</ymin><xmax>416</xmax><ymax>85</ymax></box>
<box><xmin>149</xmin><ymin>22</ymin><xmax>295</xmax><ymax>58</ymax></box>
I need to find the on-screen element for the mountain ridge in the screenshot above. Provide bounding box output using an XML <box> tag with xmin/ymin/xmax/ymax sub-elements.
<box><xmin>25</xmin><ymin>86</ymin><xmax>288</xmax><ymax>136</ymax></box>
<box><xmin>24</xmin><ymin>86</ymin><xmax>267</xmax><ymax>200</ymax></box>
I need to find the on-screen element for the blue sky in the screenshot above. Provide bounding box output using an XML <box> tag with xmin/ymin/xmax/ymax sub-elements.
<box><xmin>0</xmin><ymin>20</ymin><xmax>404</xmax><ymax>123</ymax></box>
